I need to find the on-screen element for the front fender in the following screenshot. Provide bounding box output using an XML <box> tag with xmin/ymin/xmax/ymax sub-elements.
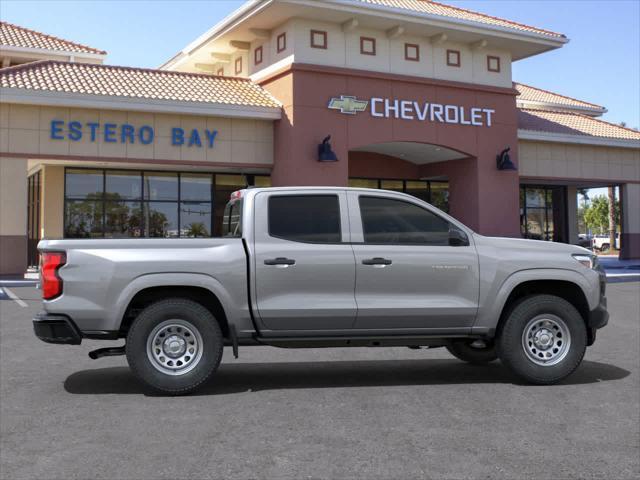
<box><xmin>473</xmin><ymin>268</ymin><xmax>596</xmax><ymax>333</ymax></box>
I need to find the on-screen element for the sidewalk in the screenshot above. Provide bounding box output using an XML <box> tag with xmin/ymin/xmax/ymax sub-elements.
<box><xmin>598</xmin><ymin>256</ymin><xmax>640</xmax><ymax>283</ymax></box>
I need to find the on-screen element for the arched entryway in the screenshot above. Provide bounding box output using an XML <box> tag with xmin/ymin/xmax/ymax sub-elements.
<box><xmin>348</xmin><ymin>141</ymin><xmax>483</xmax><ymax>230</ymax></box>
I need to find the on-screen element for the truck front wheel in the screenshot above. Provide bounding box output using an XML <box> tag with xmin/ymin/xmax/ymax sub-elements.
<box><xmin>125</xmin><ymin>298</ymin><xmax>224</xmax><ymax>395</ymax></box>
<box><xmin>497</xmin><ymin>294</ymin><xmax>587</xmax><ymax>384</ymax></box>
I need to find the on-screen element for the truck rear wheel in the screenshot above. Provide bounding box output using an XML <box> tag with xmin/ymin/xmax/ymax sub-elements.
<box><xmin>125</xmin><ymin>298</ymin><xmax>223</xmax><ymax>395</ymax></box>
<box><xmin>497</xmin><ymin>294</ymin><xmax>587</xmax><ymax>385</ymax></box>
<box><xmin>446</xmin><ymin>340</ymin><xmax>498</xmax><ymax>364</ymax></box>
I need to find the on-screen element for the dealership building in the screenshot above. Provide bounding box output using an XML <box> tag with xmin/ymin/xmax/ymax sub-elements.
<box><xmin>1</xmin><ymin>0</ymin><xmax>639</xmax><ymax>275</ymax></box>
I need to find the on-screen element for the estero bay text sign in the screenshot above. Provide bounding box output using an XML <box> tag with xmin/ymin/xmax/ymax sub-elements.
<box><xmin>50</xmin><ymin>120</ymin><xmax>218</xmax><ymax>148</ymax></box>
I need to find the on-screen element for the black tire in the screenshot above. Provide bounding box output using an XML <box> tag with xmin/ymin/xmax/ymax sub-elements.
<box><xmin>497</xmin><ymin>294</ymin><xmax>587</xmax><ymax>385</ymax></box>
<box><xmin>125</xmin><ymin>298</ymin><xmax>224</xmax><ymax>395</ymax></box>
<box><xmin>446</xmin><ymin>340</ymin><xmax>498</xmax><ymax>364</ymax></box>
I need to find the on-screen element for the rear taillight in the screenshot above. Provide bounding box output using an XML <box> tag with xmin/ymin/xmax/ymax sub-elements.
<box><xmin>41</xmin><ymin>252</ymin><xmax>66</xmax><ymax>300</ymax></box>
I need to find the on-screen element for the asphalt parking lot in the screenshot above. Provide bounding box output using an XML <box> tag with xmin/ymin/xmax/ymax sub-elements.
<box><xmin>1</xmin><ymin>283</ymin><xmax>639</xmax><ymax>480</ymax></box>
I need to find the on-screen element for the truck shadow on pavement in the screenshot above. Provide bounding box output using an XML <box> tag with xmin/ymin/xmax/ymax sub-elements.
<box><xmin>63</xmin><ymin>359</ymin><xmax>630</xmax><ymax>396</ymax></box>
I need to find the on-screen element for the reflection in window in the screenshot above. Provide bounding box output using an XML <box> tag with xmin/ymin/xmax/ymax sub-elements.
<box><xmin>520</xmin><ymin>185</ymin><xmax>564</xmax><ymax>242</ymax></box>
<box><xmin>64</xmin><ymin>169</ymin><xmax>269</xmax><ymax>238</ymax></box>
<box><xmin>145</xmin><ymin>202</ymin><xmax>179</xmax><ymax>238</ymax></box>
<box><xmin>64</xmin><ymin>200</ymin><xmax>103</xmax><ymax>238</ymax></box>
<box><xmin>106</xmin><ymin>171</ymin><xmax>141</xmax><ymax>200</ymax></box>
<box><xmin>348</xmin><ymin>178</ymin><xmax>449</xmax><ymax>213</ymax></box>
<box><xmin>65</xmin><ymin>169</ymin><xmax>103</xmax><ymax>199</ymax></box>
<box><xmin>144</xmin><ymin>173</ymin><xmax>178</xmax><ymax>201</ymax></box>
<box><xmin>105</xmin><ymin>201</ymin><xmax>143</xmax><ymax>238</ymax></box>
<box><xmin>181</xmin><ymin>202</ymin><xmax>211</xmax><ymax>237</ymax></box>
<box><xmin>359</xmin><ymin>196</ymin><xmax>451</xmax><ymax>245</ymax></box>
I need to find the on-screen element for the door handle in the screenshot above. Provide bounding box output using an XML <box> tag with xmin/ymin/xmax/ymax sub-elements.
<box><xmin>264</xmin><ymin>257</ymin><xmax>296</xmax><ymax>266</ymax></box>
<box><xmin>362</xmin><ymin>257</ymin><xmax>392</xmax><ymax>266</ymax></box>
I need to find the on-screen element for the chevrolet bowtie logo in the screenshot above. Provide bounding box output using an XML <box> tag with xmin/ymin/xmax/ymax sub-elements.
<box><xmin>328</xmin><ymin>95</ymin><xmax>368</xmax><ymax>115</ymax></box>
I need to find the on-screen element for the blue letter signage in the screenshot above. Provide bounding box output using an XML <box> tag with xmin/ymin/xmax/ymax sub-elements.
<box><xmin>50</xmin><ymin>120</ymin><xmax>218</xmax><ymax>149</ymax></box>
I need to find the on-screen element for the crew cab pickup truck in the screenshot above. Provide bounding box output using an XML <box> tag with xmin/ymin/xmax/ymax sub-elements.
<box><xmin>34</xmin><ymin>187</ymin><xmax>609</xmax><ymax>394</ymax></box>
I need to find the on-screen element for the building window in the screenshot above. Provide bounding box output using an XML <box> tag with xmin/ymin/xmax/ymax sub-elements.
<box><xmin>310</xmin><ymin>30</ymin><xmax>327</xmax><ymax>49</ymax></box>
<box><xmin>348</xmin><ymin>178</ymin><xmax>449</xmax><ymax>213</ymax></box>
<box><xmin>487</xmin><ymin>55</ymin><xmax>500</xmax><ymax>73</ymax></box>
<box><xmin>404</xmin><ymin>43</ymin><xmax>420</xmax><ymax>62</ymax></box>
<box><xmin>64</xmin><ymin>170</ymin><xmax>272</xmax><ymax>239</ymax></box>
<box><xmin>360</xmin><ymin>37</ymin><xmax>376</xmax><ymax>56</ymax></box>
<box><xmin>254</xmin><ymin>46</ymin><xmax>263</xmax><ymax>65</ymax></box>
<box><xmin>64</xmin><ymin>169</ymin><xmax>214</xmax><ymax>239</ymax></box>
<box><xmin>27</xmin><ymin>171</ymin><xmax>41</xmax><ymax>267</ymax></box>
<box><xmin>216</xmin><ymin>67</ymin><xmax>224</xmax><ymax>76</ymax></box>
<box><xmin>446</xmin><ymin>49</ymin><xmax>460</xmax><ymax>67</ymax></box>
<box><xmin>520</xmin><ymin>185</ymin><xmax>567</xmax><ymax>242</ymax></box>
<box><xmin>277</xmin><ymin>32</ymin><xmax>287</xmax><ymax>53</ymax></box>
<box><xmin>235</xmin><ymin>57</ymin><xmax>242</xmax><ymax>75</ymax></box>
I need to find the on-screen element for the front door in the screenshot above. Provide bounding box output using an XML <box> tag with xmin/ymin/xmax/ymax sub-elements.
<box><xmin>253</xmin><ymin>190</ymin><xmax>357</xmax><ymax>331</ymax></box>
<box><xmin>348</xmin><ymin>192</ymin><xmax>479</xmax><ymax>332</ymax></box>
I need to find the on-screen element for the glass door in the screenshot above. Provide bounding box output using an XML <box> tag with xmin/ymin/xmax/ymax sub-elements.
<box><xmin>27</xmin><ymin>171</ymin><xmax>41</xmax><ymax>268</ymax></box>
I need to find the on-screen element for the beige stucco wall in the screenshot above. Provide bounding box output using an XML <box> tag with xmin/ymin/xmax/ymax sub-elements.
<box><xmin>518</xmin><ymin>140</ymin><xmax>640</xmax><ymax>182</ymax></box>
<box><xmin>0</xmin><ymin>104</ymin><xmax>274</xmax><ymax>166</ymax></box>
<box><xmin>0</xmin><ymin>156</ymin><xmax>27</xmax><ymax>236</ymax></box>
<box><xmin>202</xmin><ymin>18</ymin><xmax>513</xmax><ymax>88</ymax></box>
<box><xmin>41</xmin><ymin>165</ymin><xmax>64</xmax><ymax>238</ymax></box>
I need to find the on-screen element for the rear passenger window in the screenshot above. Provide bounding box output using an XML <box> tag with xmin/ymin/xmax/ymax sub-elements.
<box><xmin>269</xmin><ymin>195</ymin><xmax>341</xmax><ymax>243</ymax></box>
<box><xmin>359</xmin><ymin>196</ymin><xmax>450</xmax><ymax>245</ymax></box>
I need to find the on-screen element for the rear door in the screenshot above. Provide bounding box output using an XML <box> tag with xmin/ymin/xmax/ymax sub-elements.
<box><xmin>348</xmin><ymin>191</ymin><xmax>479</xmax><ymax>332</ymax></box>
<box><xmin>253</xmin><ymin>190</ymin><xmax>356</xmax><ymax>331</ymax></box>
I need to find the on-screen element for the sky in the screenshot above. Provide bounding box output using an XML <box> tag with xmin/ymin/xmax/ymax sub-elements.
<box><xmin>2</xmin><ymin>0</ymin><xmax>638</xmax><ymax>128</ymax></box>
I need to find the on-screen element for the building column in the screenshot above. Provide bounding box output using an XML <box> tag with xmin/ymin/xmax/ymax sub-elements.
<box><xmin>566</xmin><ymin>186</ymin><xmax>579</xmax><ymax>245</ymax></box>
<box><xmin>41</xmin><ymin>165</ymin><xmax>65</xmax><ymax>239</ymax></box>
<box><xmin>0</xmin><ymin>157</ymin><xmax>28</xmax><ymax>275</ymax></box>
<box><xmin>620</xmin><ymin>183</ymin><xmax>640</xmax><ymax>260</ymax></box>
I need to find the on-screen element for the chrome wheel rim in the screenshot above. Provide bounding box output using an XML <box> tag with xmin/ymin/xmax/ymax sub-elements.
<box><xmin>522</xmin><ymin>314</ymin><xmax>571</xmax><ymax>366</ymax></box>
<box><xmin>146</xmin><ymin>319</ymin><xmax>203</xmax><ymax>376</ymax></box>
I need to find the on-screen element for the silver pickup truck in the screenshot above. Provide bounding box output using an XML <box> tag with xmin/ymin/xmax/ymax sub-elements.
<box><xmin>35</xmin><ymin>187</ymin><xmax>608</xmax><ymax>394</ymax></box>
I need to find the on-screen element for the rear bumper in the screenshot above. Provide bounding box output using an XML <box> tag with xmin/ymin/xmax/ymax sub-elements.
<box><xmin>33</xmin><ymin>312</ymin><xmax>82</xmax><ymax>345</ymax></box>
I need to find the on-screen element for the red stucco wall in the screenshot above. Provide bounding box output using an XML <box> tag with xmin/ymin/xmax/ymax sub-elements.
<box><xmin>261</xmin><ymin>64</ymin><xmax>521</xmax><ymax>237</ymax></box>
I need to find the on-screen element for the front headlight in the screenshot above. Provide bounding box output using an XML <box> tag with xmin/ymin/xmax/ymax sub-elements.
<box><xmin>573</xmin><ymin>253</ymin><xmax>597</xmax><ymax>269</ymax></box>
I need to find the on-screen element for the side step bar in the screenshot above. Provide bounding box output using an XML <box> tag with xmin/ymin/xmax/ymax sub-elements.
<box><xmin>255</xmin><ymin>334</ymin><xmax>475</xmax><ymax>349</ymax></box>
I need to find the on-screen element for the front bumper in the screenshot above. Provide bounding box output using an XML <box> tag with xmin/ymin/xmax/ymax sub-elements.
<box><xmin>33</xmin><ymin>312</ymin><xmax>82</xmax><ymax>345</ymax></box>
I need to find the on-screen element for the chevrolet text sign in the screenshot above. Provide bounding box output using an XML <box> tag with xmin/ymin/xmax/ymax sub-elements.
<box><xmin>328</xmin><ymin>95</ymin><xmax>495</xmax><ymax>127</ymax></box>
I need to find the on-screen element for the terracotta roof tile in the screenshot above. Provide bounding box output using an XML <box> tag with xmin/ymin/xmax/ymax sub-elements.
<box><xmin>0</xmin><ymin>60</ymin><xmax>281</xmax><ymax>109</ymax></box>
<box><xmin>356</xmin><ymin>0</ymin><xmax>565</xmax><ymax>38</ymax></box>
<box><xmin>515</xmin><ymin>82</ymin><xmax>605</xmax><ymax>112</ymax></box>
<box><xmin>518</xmin><ymin>108</ymin><xmax>640</xmax><ymax>141</ymax></box>
<box><xmin>0</xmin><ymin>21</ymin><xmax>106</xmax><ymax>55</ymax></box>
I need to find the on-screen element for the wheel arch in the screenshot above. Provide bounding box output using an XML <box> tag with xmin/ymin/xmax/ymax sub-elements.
<box><xmin>496</xmin><ymin>279</ymin><xmax>590</xmax><ymax>335</ymax></box>
<box><xmin>113</xmin><ymin>274</ymin><xmax>234</xmax><ymax>338</ymax></box>
<box><xmin>474</xmin><ymin>268</ymin><xmax>595</xmax><ymax>336</ymax></box>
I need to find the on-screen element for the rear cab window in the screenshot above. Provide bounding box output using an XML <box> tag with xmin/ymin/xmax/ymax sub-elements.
<box><xmin>222</xmin><ymin>198</ymin><xmax>243</xmax><ymax>237</ymax></box>
<box><xmin>268</xmin><ymin>195</ymin><xmax>341</xmax><ymax>243</ymax></box>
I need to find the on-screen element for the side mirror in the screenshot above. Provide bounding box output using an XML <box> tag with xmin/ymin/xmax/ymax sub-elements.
<box><xmin>449</xmin><ymin>227</ymin><xmax>469</xmax><ymax>247</ymax></box>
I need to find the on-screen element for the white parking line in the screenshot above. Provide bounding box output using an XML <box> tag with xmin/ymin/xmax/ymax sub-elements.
<box><xmin>3</xmin><ymin>287</ymin><xmax>28</xmax><ymax>308</ymax></box>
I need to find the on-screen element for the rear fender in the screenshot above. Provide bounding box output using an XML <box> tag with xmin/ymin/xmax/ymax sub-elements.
<box><xmin>110</xmin><ymin>273</ymin><xmax>241</xmax><ymax>331</ymax></box>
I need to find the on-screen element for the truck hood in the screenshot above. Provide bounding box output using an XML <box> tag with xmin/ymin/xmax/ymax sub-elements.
<box><xmin>474</xmin><ymin>235</ymin><xmax>592</xmax><ymax>255</ymax></box>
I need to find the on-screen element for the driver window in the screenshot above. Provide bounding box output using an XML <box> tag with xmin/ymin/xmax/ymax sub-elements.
<box><xmin>359</xmin><ymin>196</ymin><xmax>453</xmax><ymax>246</ymax></box>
